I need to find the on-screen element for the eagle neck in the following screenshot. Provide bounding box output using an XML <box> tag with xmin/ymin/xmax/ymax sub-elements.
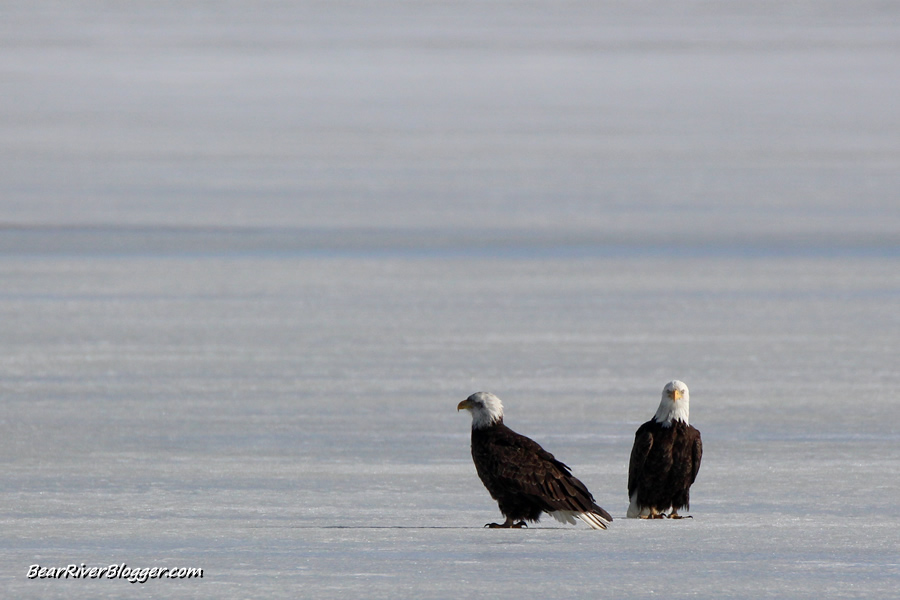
<box><xmin>472</xmin><ymin>415</ymin><xmax>503</xmax><ymax>431</ymax></box>
<box><xmin>653</xmin><ymin>406</ymin><xmax>689</xmax><ymax>427</ymax></box>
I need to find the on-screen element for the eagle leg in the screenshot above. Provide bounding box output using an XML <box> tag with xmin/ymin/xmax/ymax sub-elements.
<box><xmin>485</xmin><ymin>517</ymin><xmax>527</xmax><ymax>528</ymax></box>
<box><xmin>639</xmin><ymin>508</ymin><xmax>666</xmax><ymax>519</ymax></box>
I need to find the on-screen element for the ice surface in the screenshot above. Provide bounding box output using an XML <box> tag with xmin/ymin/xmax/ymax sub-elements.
<box><xmin>2</xmin><ymin>256</ymin><xmax>897</xmax><ymax>600</ymax></box>
<box><xmin>1</xmin><ymin>2</ymin><xmax>899</xmax><ymax>599</ymax></box>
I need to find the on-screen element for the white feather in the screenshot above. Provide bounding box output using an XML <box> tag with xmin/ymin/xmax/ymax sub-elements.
<box><xmin>463</xmin><ymin>392</ymin><xmax>504</xmax><ymax>429</ymax></box>
<box><xmin>653</xmin><ymin>380</ymin><xmax>690</xmax><ymax>427</ymax></box>
<box><xmin>577</xmin><ymin>512</ymin><xmax>610</xmax><ymax>530</ymax></box>
<box><xmin>550</xmin><ymin>510</ymin><xmax>578</xmax><ymax>525</ymax></box>
<box><xmin>627</xmin><ymin>492</ymin><xmax>648</xmax><ymax>518</ymax></box>
<box><xmin>551</xmin><ymin>510</ymin><xmax>609</xmax><ymax>530</ymax></box>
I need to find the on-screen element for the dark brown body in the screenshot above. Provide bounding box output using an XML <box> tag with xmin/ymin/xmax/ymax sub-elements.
<box><xmin>628</xmin><ymin>419</ymin><xmax>702</xmax><ymax>514</ymax></box>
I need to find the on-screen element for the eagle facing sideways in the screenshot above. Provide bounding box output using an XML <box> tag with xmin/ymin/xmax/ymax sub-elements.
<box><xmin>457</xmin><ymin>392</ymin><xmax>612</xmax><ymax>530</ymax></box>
<box><xmin>627</xmin><ymin>380</ymin><xmax>702</xmax><ymax>519</ymax></box>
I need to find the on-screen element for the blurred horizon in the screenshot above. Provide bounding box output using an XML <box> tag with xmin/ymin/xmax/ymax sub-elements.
<box><xmin>2</xmin><ymin>1</ymin><xmax>899</xmax><ymax>252</ymax></box>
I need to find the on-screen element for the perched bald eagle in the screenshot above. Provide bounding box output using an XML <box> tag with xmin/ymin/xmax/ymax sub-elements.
<box><xmin>457</xmin><ymin>392</ymin><xmax>612</xmax><ymax>530</ymax></box>
<box><xmin>627</xmin><ymin>380</ymin><xmax>702</xmax><ymax>519</ymax></box>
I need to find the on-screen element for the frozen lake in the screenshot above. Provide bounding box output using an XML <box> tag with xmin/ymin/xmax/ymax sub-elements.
<box><xmin>2</xmin><ymin>2</ymin><xmax>899</xmax><ymax>599</ymax></box>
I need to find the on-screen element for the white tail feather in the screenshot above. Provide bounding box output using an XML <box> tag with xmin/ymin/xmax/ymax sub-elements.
<box><xmin>577</xmin><ymin>512</ymin><xmax>610</xmax><ymax>530</ymax></box>
<box><xmin>551</xmin><ymin>509</ymin><xmax>609</xmax><ymax>530</ymax></box>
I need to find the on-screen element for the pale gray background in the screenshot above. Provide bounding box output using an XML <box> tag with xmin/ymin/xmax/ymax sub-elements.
<box><xmin>1</xmin><ymin>2</ymin><xmax>898</xmax><ymax>598</ymax></box>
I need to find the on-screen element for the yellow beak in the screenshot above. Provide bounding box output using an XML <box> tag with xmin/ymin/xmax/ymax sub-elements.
<box><xmin>457</xmin><ymin>399</ymin><xmax>473</xmax><ymax>411</ymax></box>
<box><xmin>669</xmin><ymin>389</ymin><xmax>683</xmax><ymax>401</ymax></box>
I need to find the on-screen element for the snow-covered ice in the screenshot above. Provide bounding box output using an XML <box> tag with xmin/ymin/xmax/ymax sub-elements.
<box><xmin>2</xmin><ymin>255</ymin><xmax>897</xmax><ymax>599</ymax></box>
<box><xmin>1</xmin><ymin>2</ymin><xmax>899</xmax><ymax>599</ymax></box>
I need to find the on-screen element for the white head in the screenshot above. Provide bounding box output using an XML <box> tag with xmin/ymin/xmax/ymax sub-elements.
<box><xmin>457</xmin><ymin>392</ymin><xmax>504</xmax><ymax>429</ymax></box>
<box><xmin>653</xmin><ymin>380</ymin><xmax>690</xmax><ymax>426</ymax></box>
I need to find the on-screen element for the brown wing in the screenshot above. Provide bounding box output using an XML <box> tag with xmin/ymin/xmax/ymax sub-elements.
<box><xmin>628</xmin><ymin>422</ymin><xmax>654</xmax><ymax>498</ymax></box>
<box><xmin>486</xmin><ymin>424</ymin><xmax>606</xmax><ymax>517</ymax></box>
<box><xmin>689</xmin><ymin>426</ymin><xmax>702</xmax><ymax>485</ymax></box>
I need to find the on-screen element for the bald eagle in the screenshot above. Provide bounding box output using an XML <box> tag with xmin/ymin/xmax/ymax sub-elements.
<box><xmin>457</xmin><ymin>392</ymin><xmax>612</xmax><ymax>529</ymax></box>
<box><xmin>627</xmin><ymin>380</ymin><xmax>702</xmax><ymax>519</ymax></box>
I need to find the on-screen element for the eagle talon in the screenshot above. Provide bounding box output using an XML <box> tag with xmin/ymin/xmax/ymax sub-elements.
<box><xmin>485</xmin><ymin>520</ymin><xmax>527</xmax><ymax>528</ymax></box>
